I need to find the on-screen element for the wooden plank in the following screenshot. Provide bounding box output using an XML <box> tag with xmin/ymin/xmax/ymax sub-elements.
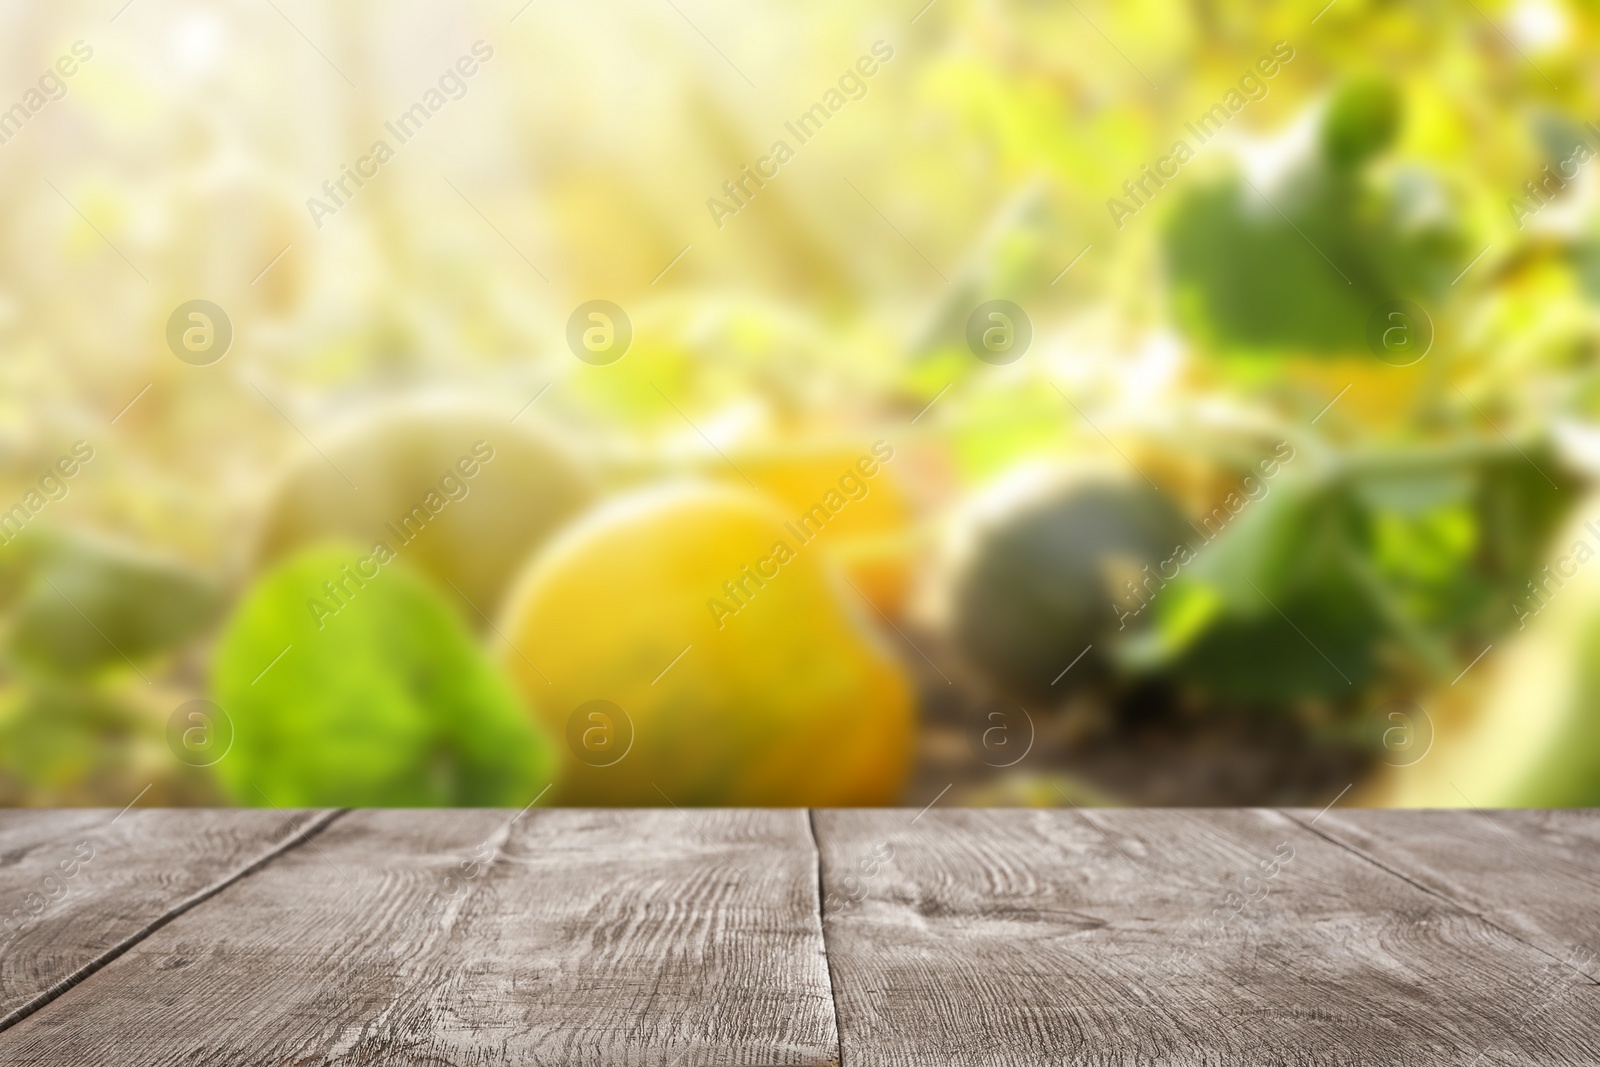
<box><xmin>813</xmin><ymin>808</ymin><xmax>1600</xmax><ymax>1067</ymax></box>
<box><xmin>1304</xmin><ymin>809</ymin><xmax>1600</xmax><ymax>981</ymax></box>
<box><xmin>0</xmin><ymin>806</ymin><xmax>337</xmax><ymax>1029</ymax></box>
<box><xmin>0</xmin><ymin>808</ymin><xmax>838</xmax><ymax>1067</ymax></box>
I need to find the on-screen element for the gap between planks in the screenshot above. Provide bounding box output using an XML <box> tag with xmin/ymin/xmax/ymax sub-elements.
<box><xmin>0</xmin><ymin>808</ymin><xmax>349</xmax><ymax>1034</ymax></box>
<box><xmin>1283</xmin><ymin>811</ymin><xmax>1600</xmax><ymax>989</ymax></box>
<box><xmin>806</xmin><ymin>809</ymin><xmax>846</xmax><ymax>1067</ymax></box>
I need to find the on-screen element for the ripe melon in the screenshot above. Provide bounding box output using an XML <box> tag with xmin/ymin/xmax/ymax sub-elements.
<box><xmin>714</xmin><ymin>439</ymin><xmax>915</xmax><ymax>617</ymax></box>
<box><xmin>497</xmin><ymin>483</ymin><xmax>915</xmax><ymax>805</ymax></box>
<box><xmin>255</xmin><ymin>398</ymin><xmax>596</xmax><ymax>621</ymax></box>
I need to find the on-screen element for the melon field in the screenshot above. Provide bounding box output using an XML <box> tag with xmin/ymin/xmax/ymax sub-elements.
<box><xmin>0</xmin><ymin>0</ymin><xmax>1596</xmax><ymax>808</ymax></box>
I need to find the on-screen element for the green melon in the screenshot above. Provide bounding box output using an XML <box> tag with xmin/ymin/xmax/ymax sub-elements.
<box><xmin>255</xmin><ymin>398</ymin><xmax>596</xmax><ymax>622</ymax></box>
<box><xmin>944</xmin><ymin>467</ymin><xmax>1188</xmax><ymax>700</ymax></box>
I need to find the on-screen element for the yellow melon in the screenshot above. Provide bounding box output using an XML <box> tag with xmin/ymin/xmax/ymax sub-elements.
<box><xmin>498</xmin><ymin>482</ymin><xmax>914</xmax><ymax>805</ymax></box>
<box><xmin>709</xmin><ymin>439</ymin><xmax>916</xmax><ymax>617</ymax></box>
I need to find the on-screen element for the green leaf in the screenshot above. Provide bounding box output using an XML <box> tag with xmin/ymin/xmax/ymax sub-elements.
<box><xmin>1163</xmin><ymin>155</ymin><xmax>1461</xmax><ymax>356</ymax></box>
<box><xmin>1350</xmin><ymin>467</ymin><xmax>1474</xmax><ymax>515</ymax></box>
<box><xmin>1166</xmin><ymin>175</ymin><xmax>1385</xmax><ymax>353</ymax></box>
<box><xmin>7</xmin><ymin>532</ymin><xmax>223</xmax><ymax>678</ymax></box>
<box><xmin>1182</xmin><ymin>479</ymin><xmax>1334</xmax><ymax>605</ymax></box>
<box><xmin>212</xmin><ymin>543</ymin><xmax>557</xmax><ymax>806</ymax></box>
<box><xmin>1321</xmin><ymin>77</ymin><xmax>1402</xmax><ymax>171</ymax></box>
<box><xmin>1157</xmin><ymin>576</ymin><xmax>1389</xmax><ymax>702</ymax></box>
<box><xmin>1145</xmin><ymin>442</ymin><xmax>1579</xmax><ymax>704</ymax></box>
<box><xmin>1149</xmin><ymin>481</ymin><xmax>1394</xmax><ymax>702</ymax></box>
<box><xmin>1349</xmin><ymin>440</ymin><xmax>1574</xmax><ymax>639</ymax></box>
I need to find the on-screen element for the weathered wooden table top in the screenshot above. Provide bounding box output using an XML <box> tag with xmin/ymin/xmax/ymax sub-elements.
<box><xmin>0</xmin><ymin>808</ymin><xmax>1595</xmax><ymax>1065</ymax></box>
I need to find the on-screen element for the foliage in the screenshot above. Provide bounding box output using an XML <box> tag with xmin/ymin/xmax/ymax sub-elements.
<box><xmin>212</xmin><ymin>545</ymin><xmax>557</xmax><ymax>807</ymax></box>
<box><xmin>1141</xmin><ymin>442</ymin><xmax>1575</xmax><ymax>705</ymax></box>
<box><xmin>4</xmin><ymin>531</ymin><xmax>222</xmax><ymax>679</ymax></box>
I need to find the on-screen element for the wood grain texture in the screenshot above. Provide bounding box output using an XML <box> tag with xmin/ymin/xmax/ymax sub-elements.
<box><xmin>0</xmin><ymin>808</ymin><xmax>837</xmax><ymax>1067</ymax></box>
<box><xmin>0</xmin><ymin>806</ymin><xmax>336</xmax><ymax>1030</ymax></box>
<box><xmin>813</xmin><ymin>808</ymin><xmax>1600</xmax><ymax>1067</ymax></box>
<box><xmin>1304</xmin><ymin>809</ymin><xmax>1600</xmax><ymax>982</ymax></box>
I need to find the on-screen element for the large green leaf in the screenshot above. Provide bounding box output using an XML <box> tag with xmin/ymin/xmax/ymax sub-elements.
<box><xmin>1348</xmin><ymin>441</ymin><xmax>1574</xmax><ymax>639</ymax></box>
<box><xmin>212</xmin><ymin>544</ymin><xmax>557</xmax><ymax>806</ymax></box>
<box><xmin>1141</xmin><ymin>442</ymin><xmax>1578</xmax><ymax>705</ymax></box>
<box><xmin>1163</xmin><ymin>78</ymin><xmax>1461</xmax><ymax>356</ymax></box>
<box><xmin>1148</xmin><ymin>484</ymin><xmax>1394</xmax><ymax>702</ymax></box>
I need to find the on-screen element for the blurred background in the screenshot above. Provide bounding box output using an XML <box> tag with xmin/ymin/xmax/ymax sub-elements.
<box><xmin>2</xmin><ymin>0</ymin><xmax>1598</xmax><ymax>809</ymax></box>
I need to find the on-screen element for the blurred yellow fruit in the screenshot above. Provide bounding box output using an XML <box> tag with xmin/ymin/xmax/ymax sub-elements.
<box><xmin>256</xmin><ymin>397</ymin><xmax>597</xmax><ymax>622</ymax></box>
<box><xmin>714</xmin><ymin>440</ymin><xmax>917</xmax><ymax>617</ymax></box>
<box><xmin>499</xmin><ymin>483</ymin><xmax>915</xmax><ymax>805</ymax></box>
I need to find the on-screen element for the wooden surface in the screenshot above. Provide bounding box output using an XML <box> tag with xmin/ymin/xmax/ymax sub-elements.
<box><xmin>0</xmin><ymin>809</ymin><xmax>1595</xmax><ymax>1066</ymax></box>
<box><xmin>0</xmin><ymin>806</ymin><xmax>335</xmax><ymax>1030</ymax></box>
<box><xmin>0</xmin><ymin>809</ymin><xmax>836</xmax><ymax>1067</ymax></box>
<box><xmin>816</xmin><ymin>809</ymin><xmax>1600</xmax><ymax>1066</ymax></box>
<box><xmin>1304</xmin><ymin>809</ymin><xmax>1600</xmax><ymax>984</ymax></box>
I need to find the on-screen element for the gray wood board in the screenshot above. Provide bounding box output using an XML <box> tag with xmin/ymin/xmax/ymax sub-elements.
<box><xmin>812</xmin><ymin>808</ymin><xmax>1600</xmax><ymax>1066</ymax></box>
<box><xmin>0</xmin><ymin>808</ymin><xmax>838</xmax><ymax>1067</ymax></box>
<box><xmin>1303</xmin><ymin>808</ymin><xmax>1600</xmax><ymax>981</ymax></box>
<box><xmin>0</xmin><ymin>806</ymin><xmax>337</xmax><ymax>1030</ymax></box>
